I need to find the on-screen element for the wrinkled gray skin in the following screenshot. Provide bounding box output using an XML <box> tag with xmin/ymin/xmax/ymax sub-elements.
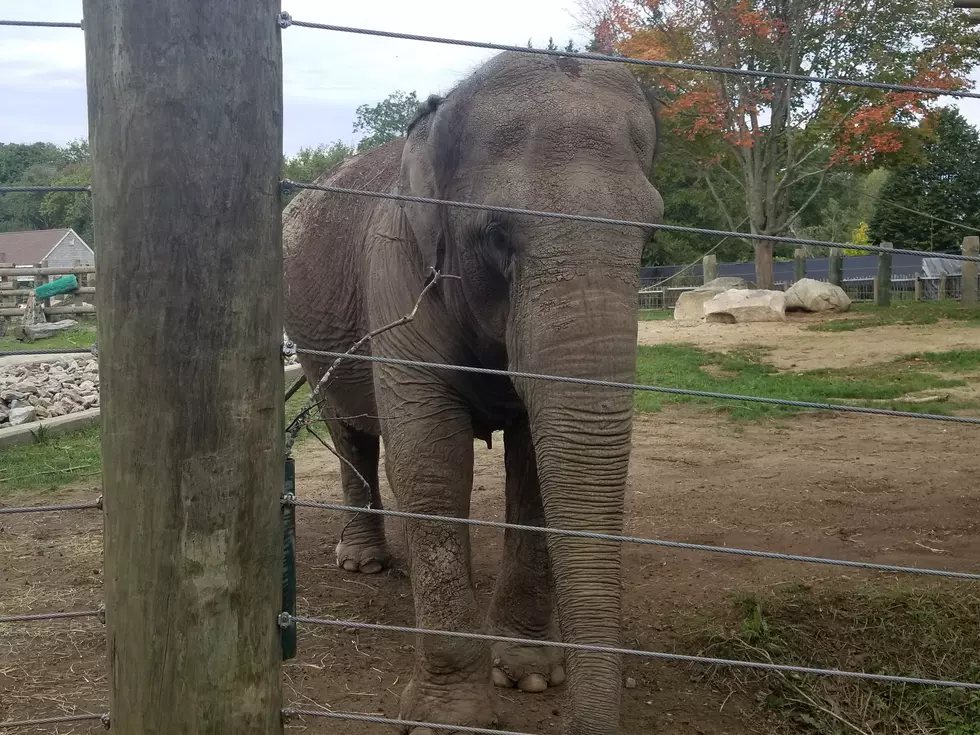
<box><xmin>283</xmin><ymin>51</ymin><xmax>663</xmax><ymax>735</ymax></box>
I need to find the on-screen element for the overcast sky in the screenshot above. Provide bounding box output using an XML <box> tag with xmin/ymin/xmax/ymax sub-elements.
<box><xmin>2</xmin><ymin>1</ymin><xmax>979</xmax><ymax>157</ymax></box>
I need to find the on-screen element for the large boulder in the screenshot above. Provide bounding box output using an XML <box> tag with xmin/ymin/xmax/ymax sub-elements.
<box><xmin>704</xmin><ymin>289</ymin><xmax>787</xmax><ymax>324</ymax></box>
<box><xmin>674</xmin><ymin>289</ymin><xmax>721</xmax><ymax>321</ymax></box>
<box><xmin>785</xmin><ymin>278</ymin><xmax>851</xmax><ymax>313</ymax></box>
<box><xmin>702</xmin><ymin>276</ymin><xmax>754</xmax><ymax>291</ymax></box>
<box><xmin>673</xmin><ymin>277</ymin><xmax>755</xmax><ymax>321</ymax></box>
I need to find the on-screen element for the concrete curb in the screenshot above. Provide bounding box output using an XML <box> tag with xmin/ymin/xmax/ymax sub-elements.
<box><xmin>0</xmin><ymin>363</ymin><xmax>305</xmax><ymax>449</ymax></box>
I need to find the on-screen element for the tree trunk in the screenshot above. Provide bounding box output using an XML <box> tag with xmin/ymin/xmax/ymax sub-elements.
<box><xmin>755</xmin><ymin>239</ymin><xmax>774</xmax><ymax>289</ymax></box>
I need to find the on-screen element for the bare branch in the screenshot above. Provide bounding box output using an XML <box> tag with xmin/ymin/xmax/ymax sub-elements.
<box><xmin>285</xmin><ymin>268</ymin><xmax>458</xmax><ymax>455</ymax></box>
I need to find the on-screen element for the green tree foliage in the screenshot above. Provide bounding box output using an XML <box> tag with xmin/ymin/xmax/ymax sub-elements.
<box><xmin>282</xmin><ymin>142</ymin><xmax>354</xmax><ymax>184</ymax></box>
<box><xmin>281</xmin><ymin>141</ymin><xmax>354</xmax><ymax>208</ymax></box>
<box><xmin>870</xmin><ymin>108</ymin><xmax>980</xmax><ymax>252</ymax></box>
<box><xmin>0</xmin><ymin>140</ymin><xmax>92</xmax><ymax>239</ymax></box>
<box><xmin>353</xmin><ymin>91</ymin><xmax>421</xmax><ymax>152</ymax></box>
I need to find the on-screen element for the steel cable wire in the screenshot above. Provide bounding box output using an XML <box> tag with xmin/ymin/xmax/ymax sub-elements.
<box><xmin>0</xmin><ymin>499</ymin><xmax>102</xmax><ymax>515</ymax></box>
<box><xmin>284</xmin><ymin>498</ymin><xmax>980</xmax><ymax>580</ymax></box>
<box><xmin>293</xmin><ymin>349</ymin><xmax>980</xmax><ymax>426</ymax></box>
<box><xmin>276</xmin><ymin>14</ymin><xmax>980</xmax><ymax>100</ymax></box>
<box><xmin>0</xmin><ymin>713</ymin><xmax>109</xmax><ymax>730</ymax></box>
<box><xmin>0</xmin><ymin>19</ymin><xmax>82</xmax><ymax>29</ymax></box>
<box><xmin>282</xmin><ymin>181</ymin><xmax>980</xmax><ymax>263</ymax></box>
<box><xmin>0</xmin><ymin>185</ymin><xmax>91</xmax><ymax>194</ymax></box>
<box><xmin>282</xmin><ymin>615</ymin><xmax>980</xmax><ymax>690</ymax></box>
<box><xmin>0</xmin><ymin>610</ymin><xmax>103</xmax><ymax>624</ymax></box>
<box><xmin>282</xmin><ymin>709</ymin><xmax>538</xmax><ymax>735</ymax></box>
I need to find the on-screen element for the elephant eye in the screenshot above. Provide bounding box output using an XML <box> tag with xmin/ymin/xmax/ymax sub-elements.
<box><xmin>484</xmin><ymin>221</ymin><xmax>508</xmax><ymax>248</ymax></box>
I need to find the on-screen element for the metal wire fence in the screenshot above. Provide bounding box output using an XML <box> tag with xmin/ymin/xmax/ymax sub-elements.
<box><xmin>3</xmin><ymin>9</ymin><xmax>980</xmax><ymax>735</ymax></box>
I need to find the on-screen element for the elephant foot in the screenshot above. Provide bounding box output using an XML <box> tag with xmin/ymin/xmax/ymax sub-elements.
<box><xmin>489</xmin><ymin>628</ymin><xmax>566</xmax><ymax>693</ymax></box>
<box><xmin>399</xmin><ymin>674</ymin><xmax>497</xmax><ymax>734</ymax></box>
<box><xmin>335</xmin><ymin>538</ymin><xmax>391</xmax><ymax>574</ymax></box>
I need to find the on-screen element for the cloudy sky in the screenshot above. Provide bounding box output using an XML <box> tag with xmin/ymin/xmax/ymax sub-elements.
<box><xmin>2</xmin><ymin>1</ymin><xmax>979</xmax><ymax>156</ymax></box>
<box><xmin>0</xmin><ymin>0</ymin><xmax>590</xmax><ymax>155</ymax></box>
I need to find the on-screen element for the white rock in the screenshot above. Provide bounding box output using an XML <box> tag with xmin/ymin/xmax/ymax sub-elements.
<box><xmin>674</xmin><ymin>289</ymin><xmax>724</xmax><ymax>321</ymax></box>
<box><xmin>1</xmin><ymin>389</ymin><xmax>26</xmax><ymax>402</ymax></box>
<box><xmin>703</xmin><ymin>276</ymin><xmax>754</xmax><ymax>291</ymax></box>
<box><xmin>704</xmin><ymin>289</ymin><xmax>787</xmax><ymax>324</ymax></box>
<box><xmin>784</xmin><ymin>278</ymin><xmax>851</xmax><ymax>313</ymax></box>
<box><xmin>15</xmin><ymin>380</ymin><xmax>39</xmax><ymax>395</ymax></box>
<box><xmin>82</xmin><ymin>394</ymin><xmax>99</xmax><ymax>409</ymax></box>
<box><xmin>9</xmin><ymin>406</ymin><xmax>37</xmax><ymax>425</ymax></box>
<box><xmin>78</xmin><ymin>380</ymin><xmax>96</xmax><ymax>393</ymax></box>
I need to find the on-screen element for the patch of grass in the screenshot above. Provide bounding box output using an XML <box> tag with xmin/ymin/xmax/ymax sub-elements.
<box><xmin>0</xmin><ymin>318</ymin><xmax>99</xmax><ymax>352</ymax></box>
<box><xmin>898</xmin><ymin>350</ymin><xmax>980</xmax><ymax>373</ymax></box>
<box><xmin>808</xmin><ymin>301</ymin><xmax>980</xmax><ymax>333</ymax></box>
<box><xmin>0</xmin><ymin>425</ymin><xmax>101</xmax><ymax>495</ymax></box>
<box><xmin>638</xmin><ymin>309</ymin><xmax>674</xmax><ymax>321</ymax></box>
<box><xmin>688</xmin><ymin>583</ymin><xmax>980</xmax><ymax>735</ymax></box>
<box><xmin>0</xmin><ymin>387</ymin><xmax>316</xmax><ymax>496</ymax></box>
<box><xmin>633</xmin><ymin>344</ymin><xmax>973</xmax><ymax>420</ymax></box>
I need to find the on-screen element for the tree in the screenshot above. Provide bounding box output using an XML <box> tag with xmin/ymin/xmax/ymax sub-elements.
<box><xmin>577</xmin><ymin>0</ymin><xmax>980</xmax><ymax>286</ymax></box>
<box><xmin>869</xmin><ymin>107</ymin><xmax>980</xmax><ymax>252</ymax></box>
<box><xmin>41</xmin><ymin>161</ymin><xmax>94</xmax><ymax>244</ymax></box>
<box><xmin>281</xmin><ymin>141</ymin><xmax>354</xmax><ymax>208</ymax></box>
<box><xmin>353</xmin><ymin>91</ymin><xmax>421</xmax><ymax>152</ymax></box>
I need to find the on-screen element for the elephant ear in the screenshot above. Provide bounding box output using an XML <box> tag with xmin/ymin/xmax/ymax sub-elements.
<box><xmin>398</xmin><ymin>93</ymin><xmax>458</xmax><ymax>278</ymax></box>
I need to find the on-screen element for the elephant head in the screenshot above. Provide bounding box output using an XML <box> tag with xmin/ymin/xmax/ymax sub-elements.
<box><xmin>397</xmin><ymin>52</ymin><xmax>663</xmax><ymax>733</ymax></box>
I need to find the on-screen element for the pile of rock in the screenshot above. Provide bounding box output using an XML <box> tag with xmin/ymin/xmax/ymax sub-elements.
<box><xmin>673</xmin><ymin>277</ymin><xmax>850</xmax><ymax>324</ymax></box>
<box><xmin>1</xmin><ymin>358</ymin><xmax>100</xmax><ymax>427</ymax></box>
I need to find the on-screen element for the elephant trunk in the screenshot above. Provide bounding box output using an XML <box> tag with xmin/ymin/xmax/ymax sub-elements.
<box><xmin>511</xmin><ymin>273</ymin><xmax>637</xmax><ymax>735</ymax></box>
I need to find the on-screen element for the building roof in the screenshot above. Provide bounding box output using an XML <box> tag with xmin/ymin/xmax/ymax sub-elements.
<box><xmin>0</xmin><ymin>229</ymin><xmax>72</xmax><ymax>265</ymax></box>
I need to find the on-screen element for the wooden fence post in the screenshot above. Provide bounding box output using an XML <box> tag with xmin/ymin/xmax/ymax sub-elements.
<box><xmin>83</xmin><ymin>1</ymin><xmax>285</xmax><ymax>732</ymax></box>
<box><xmin>874</xmin><ymin>242</ymin><xmax>892</xmax><ymax>307</ymax></box>
<box><xmin>794</xmin><ymin>248</ymin><xmax>807</xmax><ymax>282</ymax></box>
<box><xmin>702</xmin><ymin>254</ymin><xmax>717</xmax><ymax>284</ymax></box>
<box><xmin>939</xmin><ymin>274</ymin><xmax>948</xmax><ymax>301</ymax></box>
<box><xmin>829</xmin><ymin>247</ymin><xmax>843</xmax><ymax>287</ymax></box>
<box><xmin>755</xmin><ymin>238</ymin><xmax>774</xmax><ymax>289</ymax></box>
<box><xmin>914</xmin><ymin>275</ymin><xmax>923</xmax><ymax>301</ymax></box>
<box><xmin>962</xmin><ymin>236</ymin><xmax>979</xmax><ymax>305</ymax></box>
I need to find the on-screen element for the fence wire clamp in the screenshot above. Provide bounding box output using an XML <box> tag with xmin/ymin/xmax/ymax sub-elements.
<box><xmin>97</xmin><ymin>605</ymin><xmax>106</xmax><ymax>626</ymax></box>
<box><xmin>279</xmin><ymin>178</ymin><xmax>299</xmax><ymax>197</ymax></box>
<box><xmin>277</xmin><ymin>11</ymin><xmax>293</xmax><ymax>29</ymax></box>
<box><xmin>96</xmin><ymin>493</ymin><xmax>104</xmax><ymax>511</ymax></box>
<box><xmin>281</xmin><ymin>339</ymin><xmax>296</xmax><ymax>359</ymax></box>
<box><xmin>278</xmin><ymin>611</ymin><xmax>294</xmax><ymax>629</ymax></box>
<box><xmin>101</xmin><ymin>713</ymin><xmax>111</xmax><ymax>730</ymax></box>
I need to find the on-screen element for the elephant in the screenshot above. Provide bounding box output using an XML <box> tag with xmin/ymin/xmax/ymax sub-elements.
<box><xmin>283</xmin><ymin>50</ymin><xmax>663</xmax><ymax>735</ymax></box>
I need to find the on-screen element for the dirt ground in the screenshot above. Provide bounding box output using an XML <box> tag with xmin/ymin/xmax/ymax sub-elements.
<box><xmin>639</xmin><ymin>311</ymin><xmax>980</xmax><ymax>370</ymax></box>
<box><xmin>2</xmin><ymin>315</ymin><xmax>980</xmax><ymax>734</ymax></box>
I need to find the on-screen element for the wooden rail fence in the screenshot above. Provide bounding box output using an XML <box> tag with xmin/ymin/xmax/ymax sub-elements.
<box><xmin>0</xmin><ymin>260</ymin><xmax>97</xmax><ymax>318</ymax></box>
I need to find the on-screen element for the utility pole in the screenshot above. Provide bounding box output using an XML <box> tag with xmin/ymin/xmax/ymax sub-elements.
<box><xmin>83</xmin><ymin>0</ymin><xmax>285</xmax><ymax>731</ymax></box>
<box><xmin>953</xmin><ymin>0</ymin><xmax>980</xmax><ymax>24</ymax></box>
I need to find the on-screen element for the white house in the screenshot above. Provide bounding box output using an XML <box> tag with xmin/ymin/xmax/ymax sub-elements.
<box><xmin>0</xmin><ymin>229</ymin><xmax>94</xmax><ymax>284</ymax></box>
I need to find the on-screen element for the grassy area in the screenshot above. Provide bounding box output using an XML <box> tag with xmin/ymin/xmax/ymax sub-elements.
<box><xmin>638</xmin><ymin>309</ymin><xmax>675</xmax><ymax>321</ymax></box>
<box><xmin>687</xmin><ymin>583</ymin><xmax>980</xmax><ymax>734</ymax></box>
<box><xmin>3</xmin><ymin>344</ymin><xmax>977</xmax><ymax>494</ymax></box>
<box><xmin>0</xmin><ymin>390</ymin><xmax>316</xmax><ymax>496</ymax></box>
<box><xmin>0</xmin><ymin>319</ymin><xmax>98</xmax><ymax>352</ymax></box>
<box><xmin>633</xmin><ymin>343</ymin><xmax>975</xmax><ymax>420</ymax></box>
<box><xmin>808</xmin><ymin>301</ymin><xmax>980</xmax><ymax>333</ymax></box>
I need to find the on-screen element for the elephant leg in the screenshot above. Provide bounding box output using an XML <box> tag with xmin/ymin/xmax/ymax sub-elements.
<box><xmin>380</xmin><ymin>399</ymin><xmax>496</xmax><ymax>733</ymax></box>
<box><xmin>486</xmin><ymin>418</ymin><xmax>565</xmax><ymax>693</ymax></box>
<box><xmin>324</xmin><ymin>417</ymin><xmax>391</xmax><ymax>574</ymax></box>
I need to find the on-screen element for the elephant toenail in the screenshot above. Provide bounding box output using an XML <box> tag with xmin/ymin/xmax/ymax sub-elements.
<box><xmin>360</xmin><ymin>560</ymin><xmax>383</xmax><ymax>574</ymax></box>
<box><xmin>550</xmin><ymin>666</ymin><xmax>566</xmax><ymax>686</ymax></box>
<box><xmin>518</xmin><ymin>673</ymin><xmax>548</xmax><ymax>693</ymax></box>
<box><xmin>492</xmin><ymin>668</ymin><xmax>514</xmax><ymax>688</ymax></box>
